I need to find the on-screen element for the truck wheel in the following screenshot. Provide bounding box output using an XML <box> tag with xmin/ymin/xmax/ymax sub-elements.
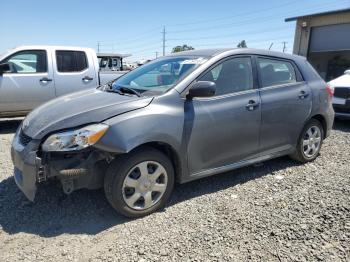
<box><xmin>290</xmin><ymin>119</ymin><xmax>324</xmax><ymax>163</ymax></box>
<box><xmin>104</xmin><ymin>147</ymin><xmax>174</xmax><ymax>218</ymax></box>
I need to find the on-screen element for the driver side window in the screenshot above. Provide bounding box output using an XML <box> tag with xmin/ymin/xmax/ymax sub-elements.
<box><xmin>3</xmin><ymin>50</ymin><xmax>47</xmax><ymax>73</ymax></box>
<box><xmin>199</xmin><ymin>57</ymin><xmax>253</xmax><ymax>96</ymax></box>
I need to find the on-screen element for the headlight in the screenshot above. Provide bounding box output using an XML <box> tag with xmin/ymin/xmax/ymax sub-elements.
<box><xmin>42</xmin><ymin>124</ymin><xmax>109</xmax><ymax>152</ymax></box>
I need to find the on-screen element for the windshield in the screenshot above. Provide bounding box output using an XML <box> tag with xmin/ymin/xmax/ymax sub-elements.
<box><xmin>110</xmin><ymin>56</ymin><xmax>208</xmax><ymax>95</ymax></box>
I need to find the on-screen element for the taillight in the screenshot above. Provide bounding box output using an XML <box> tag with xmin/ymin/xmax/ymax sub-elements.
<box><xmin>326</xmin><ymin>84</ymin><xmax>334</xmax><ymax>97</ymax></box>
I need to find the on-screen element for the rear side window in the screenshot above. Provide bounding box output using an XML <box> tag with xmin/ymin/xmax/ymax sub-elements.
<box><xmin>99</xmin><ymin>57</ymin><xmax>108</xmax><ymax>68</ymax></box>
<box><xmin>4</xmin><ymin>50</ymin><xmax>47</xmax><ymax>73</ymax></box>
<box><xmin>258</xmin><ymin>58</ymin><xmax>297</xmax><ymax>87</ymax></box>
<box><xmin>56</xmin><ymin>51</ymin><xmax>88</xmax><ymax>72</ymax></box>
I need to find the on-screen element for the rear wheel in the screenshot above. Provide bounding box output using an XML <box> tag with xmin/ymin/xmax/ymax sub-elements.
<box><xmin>290</xmin><ymin>119</ymin><xmax>324</xmax><ymax>163</ymax></box>
<box><xmin>104</xmin><ymin>147</ymin><xmax>174</xmax><ymax>218</ymax></box>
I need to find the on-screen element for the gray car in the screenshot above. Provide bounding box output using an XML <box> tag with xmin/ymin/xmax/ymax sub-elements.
<box><xmin>11</xmin><ymin>48</ymin><xmax>334</xmax><ymax>217</ymax></box>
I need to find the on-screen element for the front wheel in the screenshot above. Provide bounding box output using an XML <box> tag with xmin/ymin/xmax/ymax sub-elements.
<box><xmin>104</xmin><ymin>147</ymin><xmax>174</xmax><ymax>218</ymax></box>
<box><xmin>290</xmin><ymin>119</ymin><xmax>324</xmax><ymax>163</ymax></box>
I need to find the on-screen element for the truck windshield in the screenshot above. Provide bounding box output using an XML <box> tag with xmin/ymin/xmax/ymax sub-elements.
<box><xmin>111</xmin><ymin>56</ymin><xmax>208</xmax><ymax>95</ymax></box>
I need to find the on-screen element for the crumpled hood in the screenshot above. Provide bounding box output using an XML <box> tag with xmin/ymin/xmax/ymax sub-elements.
<box><xmin>22</xmin><ymin>89</ymin><xmax>153</xmax><ymax>139</ymax></box>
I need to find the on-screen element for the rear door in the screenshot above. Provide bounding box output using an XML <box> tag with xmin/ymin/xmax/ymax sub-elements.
<box><xmin>0</xmin><ymin>49</ymin><xmax>56</xmax><ymax>114</ymax></box>
<box><xmin>53</xmin><ymin>50</ymin><xmax>98</xmax><ymax>97</ymax></box>
<box><xmin>187</xmin><ymin>56</ymin><xmax>261</xmax><ymax>175</ymax></box>
<box><xmin>257</xmin><ymin>56</ymin><xmax>312</xmax><ymax>153</ymax></box>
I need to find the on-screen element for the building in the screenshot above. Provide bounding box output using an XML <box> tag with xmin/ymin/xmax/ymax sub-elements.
<box><xmin>97</xmin><ymin>53</ymin><xmax>131</xmax><ymax>72</ymax></box>
<box><xmin>285</xmin><ymin>8</ymin><xmax>350</xmax><ymax>81</ymax></box>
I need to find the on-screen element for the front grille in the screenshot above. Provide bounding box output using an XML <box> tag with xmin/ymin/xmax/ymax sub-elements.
<box><xmin>19</xmin><ymin>129</ymin><xmax>32</xmax><ymax>146</ymax></box>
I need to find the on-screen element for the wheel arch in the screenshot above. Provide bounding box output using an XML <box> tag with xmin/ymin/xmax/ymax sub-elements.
<box><xmin>310</xmin><ymin>114</ymin><xmax>327</xmax><ymax>137</ymax></box>
<box><xmin>128</xmin><ymin>141</ymin><xmax>183</xmax><ymax>183</ymax></box>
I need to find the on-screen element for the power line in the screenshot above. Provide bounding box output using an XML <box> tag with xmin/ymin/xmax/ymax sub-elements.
<box><xmin>166</xmin><ymin>0</ymin><xmax>299</xmax><ymax>27</ymax></box>
<box><xmin>186</xmin><ymin>37</ymin><xmax>294</xmax><ymax>48</ymax></box>
<box><xmin>97</xmin><ymin>0</ymin><xmax>348</xmax><ymax>59</ymax></box>
<box><xmin>98</xmin><ymin>26</ymin><xmax>162</xmax><ymax>47</ymax></box>
<box><xmin>168</xmin><ymin>26</ymin><xmax>291</xmax><ymax>41</ymax></box>
<box><xmin>167</xmin><ymin>1</ymin><xmax>348</xmax><ymax>34</ymax></box>
<box><xmin>282</xmin><ymin>41</ymin><xmax>287</xmax><ymax>52</ymax></box>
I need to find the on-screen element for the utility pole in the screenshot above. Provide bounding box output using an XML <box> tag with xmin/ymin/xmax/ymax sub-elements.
<box><xmin>97</xmin><ymin>42</ymin><xmax>100</xmax><ymax>53</ymax></box>
<box><xmin>282</xmin><ymin>41</ymin><xmax>287</xmax><ymax>53</ymax></box>
<box><xmin>155</xmin><ymin>51</ymin><xmax>158</xmax><ymax>59</ymax></box>
<box><xmin>162</xmin><ymin>26</ymin><xmax>166</xmax><ymax>56</ymax></box>
<box><xmin>268</xmin><ymin>42</ymin><xmax>273</xmax><ymax>50</ymax></box>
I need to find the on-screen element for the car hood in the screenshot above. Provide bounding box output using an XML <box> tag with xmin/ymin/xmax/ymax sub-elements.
<box><xmin>22</xmin><ymin>89</ymin><xmax>153</xmax><ymax>139</ymax></box>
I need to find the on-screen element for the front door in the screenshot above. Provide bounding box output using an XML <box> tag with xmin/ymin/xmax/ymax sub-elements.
<box><xmin>0</xmin><ymin>50</ymin><xmax>56</xmax><ymax>114</ymax></box>
<box><xmin>186</xmin><ymin>56</ymin><xmax>261</xmax><ymax>175</ymax></box>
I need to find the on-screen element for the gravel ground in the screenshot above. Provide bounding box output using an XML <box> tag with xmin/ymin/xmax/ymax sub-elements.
<box><xmin>0</xmin><ymin>118</ymin><xmax>349</xmax><ymax>261</ymax></box>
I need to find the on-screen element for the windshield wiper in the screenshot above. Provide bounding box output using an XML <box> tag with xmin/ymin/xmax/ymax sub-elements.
<box><xmin>102</xmin><ymin>83</ymin><xmax>141</xmax><ymax>97</ymax></box>
<box><xmin>118</xmin><ymin>85</ymin><xmax>141</xmax><ymax>97</ymax></box>
<box><xmin>105</xmin><ymin>88</ymin><xmax>124</xmax><ymax>95</ymax></box>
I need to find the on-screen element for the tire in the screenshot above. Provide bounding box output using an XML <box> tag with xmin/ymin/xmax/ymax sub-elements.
<box><xmin>290</xmin><ymin>119</ymin><xmax>324</xmax><ymax>163</ymax></box>
<box><xmin>104</xmin><ymin>147</ymin><xmax>175</xmax><ymax>218</ymax></box>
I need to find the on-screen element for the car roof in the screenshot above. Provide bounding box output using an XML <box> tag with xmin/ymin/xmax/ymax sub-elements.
<box><xmin>166</xmin><ymin>48</ymin><xmax>305</xmax><ymax>61</ymax></box>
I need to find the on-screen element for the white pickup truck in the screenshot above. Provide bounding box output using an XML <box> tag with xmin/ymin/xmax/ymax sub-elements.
<box><xmin>0</xmin><ymin>46</ymin><xmax>128</xmax><ymax>117</ymax></box>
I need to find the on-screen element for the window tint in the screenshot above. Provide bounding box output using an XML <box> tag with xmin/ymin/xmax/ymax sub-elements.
<box><xmin>258</xmin><ymin>58</ymin><xmax>297</xmax><ymax>87</ymax></box>
<box><xmin>199</xmin><ymin>57</ymin><xmax>253</xmax><ymax>96</ymax></box>
<box><xmin>56</xmin><ymin>51</ymin><xmax>88</xmax><ymax>72</ymax></box>
<box><xmin>99</xmin><ymin>57</ymin><xmax>108</xmax><ymax>68</ymax></box>
<box><xmin>4</xmin><ymin>50</ymin><xmax>47</xmax><ymax>73</ymax></box>
<box><xmin>112</xmin><ymin>58</ymin><xmax>121</xmax><ymax>68</ymax></box>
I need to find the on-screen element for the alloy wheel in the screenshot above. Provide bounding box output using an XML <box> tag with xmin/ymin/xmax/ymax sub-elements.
<box><xmin>302</xmin><ymin>125</ymin><xmax>322</xmax><ymax>158</ymax></box>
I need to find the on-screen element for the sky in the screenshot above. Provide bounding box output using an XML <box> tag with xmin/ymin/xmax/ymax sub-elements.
<box><xmin>1</xmin><ymin>0</ymin><xmax>349</xmax><ymax>62</ymax></box>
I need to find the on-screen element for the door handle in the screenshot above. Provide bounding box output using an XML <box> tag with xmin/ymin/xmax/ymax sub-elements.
<box><xmin>39</xmin><ymin>77</ymin><xmax>52</xmax><ymax>83</ymax></box>
<box><xmin>82</xmin><ymin>76</ymin><xmax>93</xmax><ymax>81</ymax></box>
<box><xmin>246</xmin><ymin>100</ymin><xmax>260</xmax><ymax>111</ymax></box>
<box><xmin>298</xmin><ymin>90</ymin><xmax>309</xmax><ymax>99</ymax></box>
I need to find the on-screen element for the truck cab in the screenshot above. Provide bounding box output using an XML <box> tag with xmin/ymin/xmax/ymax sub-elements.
<box><xmin>0</xmin><ymin>46</ymin><xmax>129</xmax><ymax>117</ymax></box>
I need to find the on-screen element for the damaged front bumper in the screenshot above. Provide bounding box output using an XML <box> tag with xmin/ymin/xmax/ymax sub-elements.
<box><xmin>11</xmin><ymin>134</ymin><xmax>41</xmax><ymax>201</ymax></box>
<box><xmin>11</xmin><ymin>130</ymin><xmax>109</xmax><ymax>201</ymax></box>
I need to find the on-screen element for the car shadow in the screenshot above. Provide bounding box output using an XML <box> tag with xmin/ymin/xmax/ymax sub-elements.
<box><xmin>169</xmin><ymin>156</ymin><xmax>297</xmax><ymax>208</ymax></box>
<box><xmin>0</xmin><ymin>118</ymin><xmax>23</xmax><ymax>134</ymax></box>
<box><xmin>0</xmin><ymin>155</ymin><xmax>299</xmax><ymax>238</ymax></box>
<box><xmin>0</xmin><ymin>177</ymin><xmax>126</xmax><ymax>237</ymax></box>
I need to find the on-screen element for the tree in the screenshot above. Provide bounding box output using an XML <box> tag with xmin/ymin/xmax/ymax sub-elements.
<box><xmin>237</xmin><ymin>40</ymin><xmax>247</xmax><ymax>48</ymax></box>
<box><xmin>172</xmin><ymin>44</ymin><xmax>195</xmax><ymax>53</ymax></box>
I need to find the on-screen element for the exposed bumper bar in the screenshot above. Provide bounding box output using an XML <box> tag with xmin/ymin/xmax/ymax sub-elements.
<box><xmin>11</xmin><ymin>136</ymin><xmax>41</xmax><ymax>201</ymax></box>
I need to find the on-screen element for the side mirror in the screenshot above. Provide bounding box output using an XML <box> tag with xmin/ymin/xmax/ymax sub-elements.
<box><xmin>0</xmin><ymin>63</ymin><xmax>10</xmax><ymax>76</ymax></box>
<box><xmin>187</xmin><ymin>81</ymin><xmax>216</xmax><ymax>99</ymax></box>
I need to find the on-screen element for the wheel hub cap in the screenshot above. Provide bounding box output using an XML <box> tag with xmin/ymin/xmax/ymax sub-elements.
<box><xmin>122</xmin><ymin>161</ymin><xmax>168</xmax><ymax>210</ymax></box>
<box><xmin>302</xmin><ymin>125</ymin><xmax>321</xmax><ymax>158</ymax></box>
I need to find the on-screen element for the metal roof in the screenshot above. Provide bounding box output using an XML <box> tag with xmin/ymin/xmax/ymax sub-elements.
<box><xmin>97</xmin><ymin>53</ymin><xmax>131</xmax><ymax>58</ymax></box>
<box><xmin>285</xmin><ymin>7</ymin><xmax>350</xmax><ymax>22</ymax></box>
